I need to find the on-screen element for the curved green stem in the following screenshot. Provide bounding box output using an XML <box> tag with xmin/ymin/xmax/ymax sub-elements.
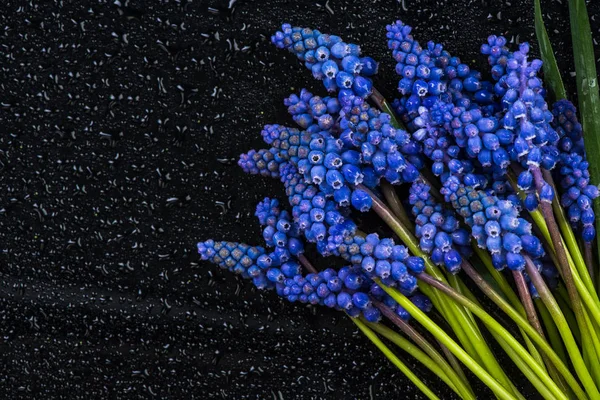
<box><xmin>535</xmin><ymin>298</ymin><xmax>568</xmax><ymax>365</ymax></box>
<box><xmin>360</xmin><ymin>183</ymin><xmax>518</xmax><ymax>389</ymax></box>
<box><xmin>581</xmin><ymin>308</ymin><xmax>600</xmax><ymax>387</ymax></box>
<box><xmin>373</xmin><ymin>301</ymin><xmax>474</xmax><ymax>399</ymax></box>
<box><xmin>370</xmin><ymin>88</ymin><xmax>403</xmax><ymax>129</ymax></box>
<box><xmin>412</xmin><ymin>272</ymin><xmax>571</xmax><ymax>400</ymax></box>
<box><xmin>381</xmin><ymin>181</ymin><xmax>413</xmax><ymax>229</ymax></box>
<box><xmin>365</xmin><ymin>320</ymin><xmax>474</xmax><ymax>399</ymax></box>
<box><xmin>377</xmin><ymin>283</ymin><xmax>519</xmax><ymax>400</ymax></box>
<box><xmin>456</xmin><ymin>259</ymin><xmax>585</xmax><ymax>398</ymax></box>
<box><xmin>525</xmin><ymin>256</ymin><xmax>599</xmax><ymax>398</ymax></box>
<box><xmin>554</xmin><ymin>287</ymin><xmax>581</xmax><ymax>344</ymax></box>
<box><xmin>492</xmin><ymin>334</ymin><xmax>561</xmax><ymax>400</ymax></box>
<box><xmin>543</xmin><ymin>170</ymin><xmax>597</xmax><ymax>302</ymax></box>
<box><xmin>352</xmin><ymin>317</ymin><xmax>441</xmax><ymax>400</ymax></box>
<box><xmin>464</xmin><ymin>257</ymin><xmax>552</xmax><ymax>383</ymax></box>
<box><xmin>417</xmin><ymin>282</ymin><xmax>482</xmax><ymax>364</ymax></box>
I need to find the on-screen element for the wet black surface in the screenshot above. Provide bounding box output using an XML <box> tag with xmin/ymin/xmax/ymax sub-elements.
<box><xmin>0</xmin><ymin>0</ymin><xmax>598</xmax><ymax>398</ymax></box>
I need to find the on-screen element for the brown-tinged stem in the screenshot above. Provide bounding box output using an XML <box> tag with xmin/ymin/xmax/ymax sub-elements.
<box><xmin>412</xmin><ymin>270</ymin><xmax>586</xmax><ymax>399</ymax></box>
<box><xmin>298</xmin><ymin>253</ymin><xmax>318</xmax><ymax>274</ymax></box>
<box><xmin>584</xmin><ymin>241</ymin><xmax>595</xmax><ymax>286</ymax></box>
<box><xmin>511</xmin><ymin>270</ymin><xmax>571</xmax><ymax>394</ymax></box>
<box><xmin>373</xmin><ymin>299</ymin><xmax>473</xmax><ymax>396</ymax></box>
<box><xmin>380</xmin><ymin>181</ymin><xmax>413</xmax><ymax>229</ymax></box>
<box><xmin>524</xmin><ymin>255</ymin><xmax>599</xmax><ymax>397</ymax></box>
<box><xmin>531</xmin><ymin>167</ymin><xmax>582</xmax><ymax>317</ymax></box>
<box><xmin>512</xmin><ymin>270</ymin><xmax>545</xmax><ymax>341</ymax></box>
<box><xmin>370</xmin><ymin>88</ymin><xmax>403</xmax><ymax>129</ymax></box>
<box><xmin>407</xmin><ymin>272</ymin><xmax>571</xmax><ymax>400</ymax></box>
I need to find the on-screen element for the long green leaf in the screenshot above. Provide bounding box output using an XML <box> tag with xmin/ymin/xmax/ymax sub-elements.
<box><xmin>534</xmin><ymin>0</ymin><xmax>567</xmax><ymax>100</ymax></box>
<box><xmin>568</xmin><ymin>0</ymin><xmax>600</xmax><ymax>271</ymax></box>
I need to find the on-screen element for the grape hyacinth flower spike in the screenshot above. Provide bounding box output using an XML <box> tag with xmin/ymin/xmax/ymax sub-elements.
<box><xmin>197</xmin><ymin>13</ymin><xmax>600</xmax><ymax>400</ymax></box>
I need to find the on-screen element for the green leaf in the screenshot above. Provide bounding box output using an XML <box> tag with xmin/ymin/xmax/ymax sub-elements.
<box><xmin>568</xmin><ymin>0</ymin><xmax>600</xmax><ymax>269</ymax></box>
<box><xmin>534</xmin><ymin>0</ymin><xmax>567</xmax><ymax>100</ymax></box>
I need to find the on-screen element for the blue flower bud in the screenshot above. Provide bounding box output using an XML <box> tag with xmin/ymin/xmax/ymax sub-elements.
<box><xmin>342</xmin><ymin>55</ymin><xmax>362</xmax><ymax>74</ymax></box>
<box><xmin>336</xmin><ymin>71</ymin><xmax>354</xmax><ymax>89</ymax></box>
<box><xmin>444</xmin><ymin>249</ymin><xmax>462</xmax><ymax>274</ymax></box>
<box><xmin>351</xmin><ymin>189</ymin><xmax>372</xmax><ymax>212</ymax></box>
<box><xmin>540</xmin><ymin>183</ymin><xmax>554</xmax><ymax>203</ymax></box>
<box><xmin>506</xmin><ymin>252</ymin><xmax>525</xmax><ymax>271</ymax></box>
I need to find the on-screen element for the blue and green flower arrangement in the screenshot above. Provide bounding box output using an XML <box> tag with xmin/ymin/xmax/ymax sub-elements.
<box><xmin>199</xmin><ymin>0</ymin><xmax>600</xmax><ymax>398</ymax></box>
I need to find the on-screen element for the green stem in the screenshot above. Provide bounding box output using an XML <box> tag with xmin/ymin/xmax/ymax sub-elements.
<box><xmin>351</xmin><ymin>317</ymin><xmax>441</xmax><ymax>400</ymax></box>
<box><xmin>556</xmin><ymin>285</ymin><xmax>574</xmax><ymax>312</ymax></box>
<box><xmin>428</xmin><ymin>310</ymin><xmax>475</xmax><ymax>392</ymax></box>
<box><xmin>377</xmin><ymin>284</ymin><xmax>519</xmax><ymax>400</ymax></box>
<box><xmin>417</xmin><ymin>282</ymin><xmax>482</xmax><ymax>364</ymax></box>
<box><xmin>413</xmin><ymin>272</ymin><xmax>571</xmax><ymax>400</ymax></box>
<box><xmin>554</xmin><ymin>288</ymin><xmax>581</xmax><ymax>344</ymax></box>
<box><xmin>581</xmin><ymin>308</ymin><xmax>600</xmax><ymax>387</ymax></box>
<box><xmin>437</xmin><ymin>339</ymin><xmax>471</xmax><ymax>395</ymax></box>
<box><xmin>543</xmin><ymin>170</ymin><xmax>597</xmax><ymax>302</ymax></box>
<box><xmin>525</xmin><ymin>256</ymin><xmax>599</xmax><ymax>398</ymax></box>
<box><xmin>452</xmin><ymin>277</ymin><xmax>530</xmax><ymax>400</ymax></box>
<box><xmin>370</xmin><ymin>88</ymin><xmax>403</xmax><ymax>129</ymax></box>
<box><xmin>445</xmin><ymin>274</ymin><xmax>524</xmax><ymax>399</ymax></box>
<box><xmin>360</xmin><ymin>183</ymin><xmax>514</xmax><ymax>384</ymax></box>
<box><xmin>458</xmin><ymin>259</ymin><xmax>585</xmax><ymax>399</ymax></box>
<box><xmin>535</xmin><ymin>298</ymin><xmax>568</xmax><ymax>366</ymax></box>
<box><xmin>469</xmin><ymin>249</ymin><xmax>552</xmax><ymax>376</ymax></box>
<box><xmin>380</xmin><ymin>181</ymin><xmax>413</xmax><ymax>229</ymax></box>
<box><xmin>377</xmin><ymin>180</ymin><xmax>492</xmax><ymax>382</ymax></box>
<box><xmin>492</xmin><ymin>334</ymin><xmax>561</xmax><ymax>400</ymax></box>
<box><xmin>365</xmin><ymin>319</ymin><xmax>473</xmax><ymax>399</ymax></box>
<box><xmin>374</xmin><ymin>300</ymin><xmax>474</xmax><ymax>398</ymax></box>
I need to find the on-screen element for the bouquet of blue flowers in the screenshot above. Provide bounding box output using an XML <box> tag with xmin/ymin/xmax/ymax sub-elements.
<box><xmin>198</xmin><ymin>0</ymin><xmax>600</xmax><ymax>398</ymax></box>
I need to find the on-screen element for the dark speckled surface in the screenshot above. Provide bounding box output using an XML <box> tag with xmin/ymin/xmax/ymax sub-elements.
<box><xmin>0</xmin><ymin>0</ymin><xmax>598</xmax><ymax>398</ymax></box>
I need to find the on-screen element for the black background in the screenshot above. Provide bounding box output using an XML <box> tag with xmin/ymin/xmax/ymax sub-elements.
<box><xmin>0</xmin><ymin>0</ymin><xmax>599</xmax><ymax>398</ymax></box>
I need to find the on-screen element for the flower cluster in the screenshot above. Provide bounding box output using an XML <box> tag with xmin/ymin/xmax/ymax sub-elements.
<box><xmin>272</xmin><ymin>24</ymin><xmax>376</xmax><ymax>100</ymax></box>
<box><xmin>552</xmin><ymin>100</ymin><xmax>599</xmax><ymax>241</ymax></box>
<box><xmin>196</xmin><ymin>14</ymin><xmax>600</xmax><ymax>400</ymax></box>
<box><xmin>198</xmin><ymin>240</ymin><xmax>271</xmax><ymax>288</ymax></box>
<box><xmin>384</xmin><ymin>21</ymin><xmax>586</xmax><ymax>275</ymax></box>
<box><xmin>386</xmin><ymin>20</ymin><xmax>494</xmax><ymax>104</ymax></box>
<box><xmin>340</xmin><ymin>96</ymin><xmax>422</xmax><ymax>186</ymax></box>
<box><xmin>442</xmin><ymin>175</ymin><xmax>544</xmax><ymax>271</ymax></box>
<box><xmin>201</xmin><ymin>19</ymin><xmax>597</xmax><ymax>342</ymax></box>
<box><xmin>284</xmin><ymin>89</ymin><xmax>341</xmax><ymax>133</ymax></box>
<box><xmin>409</xmin><ymin>181</ymin><xmax>471</xmax><ymax>274</ymax></box>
